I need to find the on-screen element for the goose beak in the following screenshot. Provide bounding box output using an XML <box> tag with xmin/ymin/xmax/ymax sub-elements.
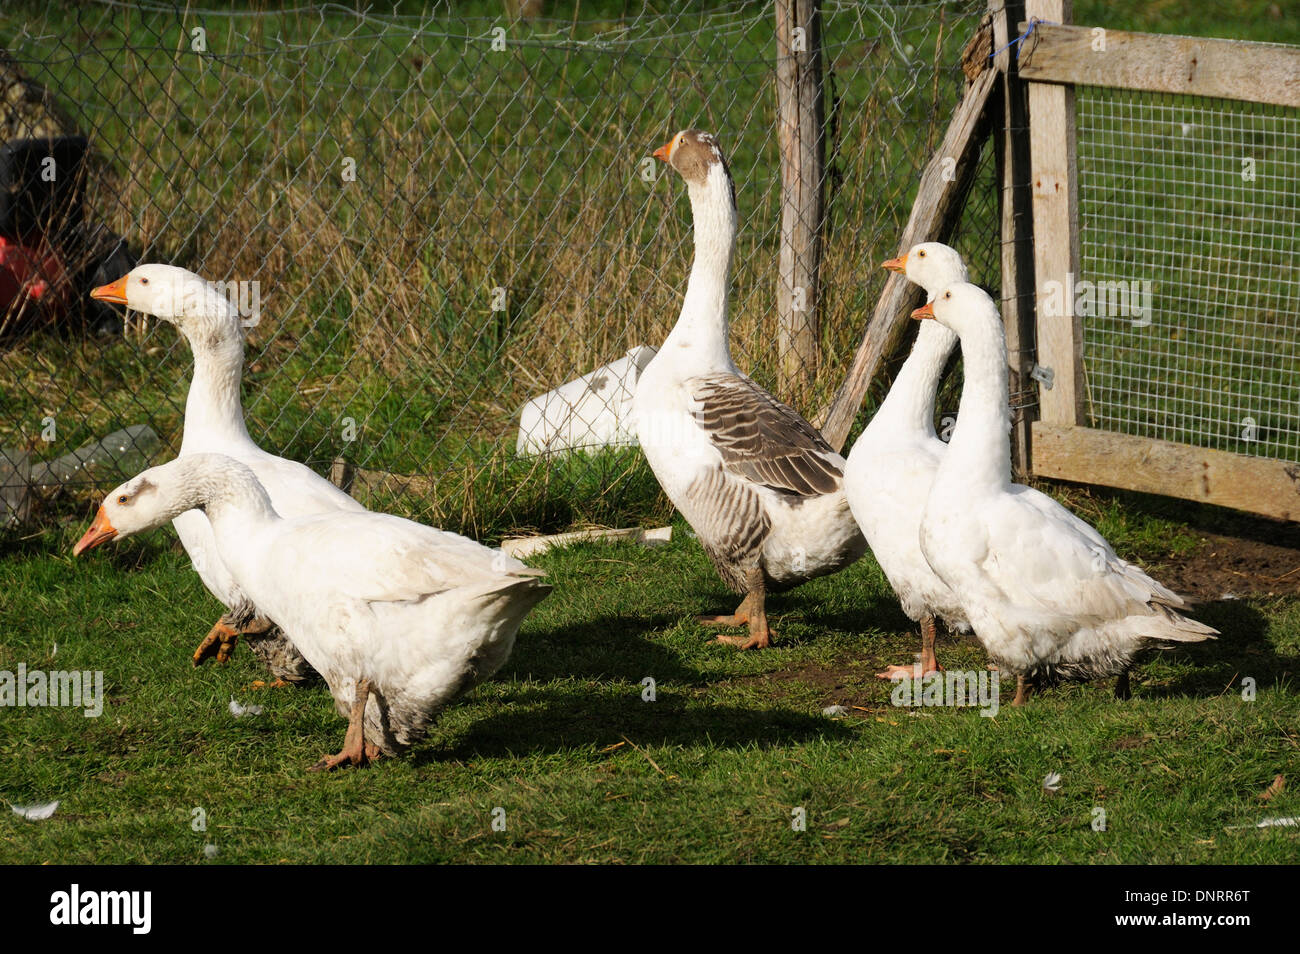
<box><xmin>73</xmin><ymin>506</ymin><xmax>118</xmax><ymax>556</ymax></box>
<box><xmin>911</xmin><ymin>302</ymin><xmax>935</xmax><ymax>320</ymax></box>
<box><xmin>882</xmin><ymin>254</ymin><xmax>908</xmax><ymax>273</ymax></box>
<box><xmin>652</xmin><ymin>140</ymin><xmax>674</xmax><ymax>162</ymax></box>
<box><xmin>89</xmin><ymin>275</ymin><xmax>129</xmax><ymax>305</ymax></box>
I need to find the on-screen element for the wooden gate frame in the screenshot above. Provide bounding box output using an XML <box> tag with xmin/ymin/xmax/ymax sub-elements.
<box><xmin>1021</xmin><ymin>1</ymin><xmax>1300</xmax><ymax>521</ymax></box>
<box><xmin>822</xmin><ymin>0</ymin><xmax>1300</xmax><ymax>522</ymax></box>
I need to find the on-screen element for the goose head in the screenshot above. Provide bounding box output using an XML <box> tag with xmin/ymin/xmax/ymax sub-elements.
<box><xmin>72</xmin><ymin>466</ymin><xmax>182</xmax><ymax>556</ymax></box>
<box><xmin>911</xmin><ymin>281</ymin><xmax>1000</xmax><ymax>334</ymax></box>
<box><xmin>882</xmin><ymin>242</ymin><xmax>969</xmax><ymax>298</ymax></box>
<box><xmin>90</xmin><ymin>264</ymin><xmax>241</xmax><ymax>339</ymax></box>
<box><xmin>652</xmin><ymin>129</ymin><xmax>736</xmax><ymax>209</ymax></box>
<box><xmin>72</xmin><ymin>455</ymin><xmax>266</xmax><ymax>556</ymax></box>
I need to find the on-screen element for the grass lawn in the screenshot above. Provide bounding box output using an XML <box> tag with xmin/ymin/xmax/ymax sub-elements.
<box><xmin>1</xmin><ymin>488</ymin><xmax>1297</xmax><ymax>864</ymax></box>
<box><xmin>1</xmin><ymin>0</ymin><xmax>1297</xmax><ymax>866</ymax></box>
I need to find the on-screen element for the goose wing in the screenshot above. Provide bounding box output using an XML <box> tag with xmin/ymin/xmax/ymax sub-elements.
<box><xmin>980</xmin><ymin>485</ymin><xmax>1192</xmax><ymax>625</ymax></box>
<box><xmin>690</xmin><ymin>371</ymin><xmax>843</xmax><ymax>498</ymax></box>
<box><xmin>275</xmin><ymin>511</ymin><xmax>541</xmax><ymax>606</ymax></box>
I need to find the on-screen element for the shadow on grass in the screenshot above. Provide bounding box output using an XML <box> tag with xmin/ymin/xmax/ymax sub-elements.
<box><xmin>779</xmin><ymin>595</ymin><xmax>916</xmax><ymax>641</ymax></box>
<box><xmin>426</xmin><ymin>687</ymin><xmax>853</xmax><ymax>763</ymax></box>
<box><xmin>1095</xmin><ymin>484</ymin><xmax>1300</xmax><ymax>551</ymax></box>
<box><xmin>1142</xmin><ymin>598</ymin><xmax>1298</xmax><ymax>698</ymax></box>
<box><xmin>505</xmin><ymin>612</ymin><xmax>702</xmax><ymax>684</ymax></box>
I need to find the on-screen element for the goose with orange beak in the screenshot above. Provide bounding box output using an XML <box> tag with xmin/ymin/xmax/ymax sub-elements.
<box><xmin>87</xmin><ymin>264</ymin><xmax>366</xmax><ymax>686</ymax></box>
<box><xmin>914</xmin><ymin>282</ymin><xmax>1216</xmax><ymax>704</ymax></box>
<box><xmin>631</xmin><ymin>130</ymin><xmax>866</xmax><ymax>650</ymax></box>
<box><xmin>842</xmin><ymin>241</ymin><xmax>972</xmax><ymax>680</ymax></box>
<box><xmin>74</xmin><ymin>454</ymin><xmax>550</xmax><ymax>771</ymax></box>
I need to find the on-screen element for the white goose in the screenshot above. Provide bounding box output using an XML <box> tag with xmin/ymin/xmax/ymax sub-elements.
<box><xmin>74</xmin><ymin>454</ymin><xmax>551</xmax><ymax>769</ymax></box>
<box><xmin>91</xmin><ymin>264</ymin><xmax>365</xmax><ymax>685</ymax></box>
<box><xmin>633</xmin><ymin>129</ymin><xmax>866</xmax><ymax>649</ymax></box>
<box><xmin>915</xmin><ymin>283</ymin><xmax>1217</xmax><ymax>704</ymax></box>
<box><xmin>845</xmin><ymin>242</ymin><xmax>970</xmax><ymax>678</ymax></box>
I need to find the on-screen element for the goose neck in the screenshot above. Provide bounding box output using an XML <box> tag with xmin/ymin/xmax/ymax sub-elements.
<box><xmin>180</xmin><ymin>323</ymin><xmax>252</xmax><ymax>448</ymax></box>
<box><xmin>945</xmin><ymin>318</ymin><xmax>1012</xmax><ymax>488</ymax></box>
<box><xmin>168</xmin><ymin>456</ymin><xmax>278</xmax><ymax>534</ymax></box>
<box><xmin>662</xmin><ymin>172</ymin><xmax>737</xmax><ymax>371</ymax></box>
<box><xmin>871</xmin><ymin>320</ymin><xmax>957</xmax><ymax>437</ymax></box>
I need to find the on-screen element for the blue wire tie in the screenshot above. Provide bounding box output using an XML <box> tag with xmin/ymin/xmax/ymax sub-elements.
<box><xmin>988</xmin><ymin>17</ymin><xmax>1059</xmax><ymax>60</ymax></box>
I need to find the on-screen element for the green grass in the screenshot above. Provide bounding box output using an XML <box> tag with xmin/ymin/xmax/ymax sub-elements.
<box><xmin>1</xmin><ymin>498</ymin><xmax>1297</xmax><ymax>864</ymax></box>
<box><xmin>2</xmin><ymin>0</ymin><xmax>1299</xmax><ymax>865</ymax></box>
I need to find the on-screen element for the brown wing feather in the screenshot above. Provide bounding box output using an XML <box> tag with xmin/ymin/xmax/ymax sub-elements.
<box><xmin>691</xmin><ymin>372</ymin><xmax>843</xmax><ymax>498</ymax></box>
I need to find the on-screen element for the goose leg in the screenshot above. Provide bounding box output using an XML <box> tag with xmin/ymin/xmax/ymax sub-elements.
<box><xmin>713</xmin><ymin>568</ymin><xmax>773</xmax><ymax>650</ymax></box>
<box><xmin>696</xmin><ymin>600</ymin><xmax>750</xmax><ymax>628</ymax></box>
<box><xmin>192</xmin><ymin>616</ymin><xmax>239</xmax><ymax>667</ymax></box>
<box><xmin>192</xmin><ymin>614</ymin><xmax>274</xmax><ymax>667</ymax></box>
<box><xmin>876</xmin><ymin>613</ymin><xmax>944</xmax><ymax>679</ymax></box>
<box><xmin>310</xmin><ymin>679</ymin><xmax>372</xmax><ymax>772</ymax></box>
<box><xmin>1114</xmin><ymin>670</ymin><xmax>1132</xmax><ymax>701</ymax></box>
<box><xmin>1012</xmin><ymin>673</ymin><xmax>1034</xmax><ymax>707</ymax></box>
<box><xmin>697</xmin><ymin>573</ymin><xmax>756</xmax><ymax>628</ymax></box>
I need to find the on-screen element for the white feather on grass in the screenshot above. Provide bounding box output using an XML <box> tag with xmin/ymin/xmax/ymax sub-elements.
<box><xmin>1226</xmin><ymin>816</ymin><xmax>1299</xmax><ymax>830</ymax></box>
<box><xmin>228</xmin><ymin>697</ymin><xmax>263</xmax><ymax>718</ymax></box>
<box><xmin>10</xmin><ymin>801</ymin><xmax>59</xmax><ymax>821</ymax></box>
<box><xmin>1042</xmin><ymin>772</ymin><xmax>1062</xmax><ymax>794</ymax></box>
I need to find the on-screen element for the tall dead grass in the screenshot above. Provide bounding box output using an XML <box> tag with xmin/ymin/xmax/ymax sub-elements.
<box><xmin>6</xmin><ymin>2</ymin><xmax>991</xmax><ymax>532</ymax></box>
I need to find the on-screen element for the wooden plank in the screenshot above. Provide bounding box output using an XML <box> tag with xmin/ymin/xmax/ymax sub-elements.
<box><xmin>817</xmin><ymin>61</ymin><xmax>998</xmax><ymax>451</ymax></box>
<box><xmin>1026</xmin><ymin>0</ymin><xmax>1083</xmax><ymax>428</ymax></box>
<box><xmin>1019</xmin><ymin>23</ymin><xmax>1300</xmax><ymax>109</ymax></box>
<box><xmin>501</xmin><ymin>526</ymin><xmax>672</xmax><ymax>559</ymax></box>
<box><xmin>1032</xmin><ymin>423</ymin><xmax>1300</xmax><ymax>522</ymax></box>
<box><xmin>994</xmin><ymin>0</ymin><xmax>1037</xmax><ymax>478</ymax></box>
<box><xmin>774</xmin><ymin>0</ymin><xmax>825</xmax><ymax>403</ymax></box>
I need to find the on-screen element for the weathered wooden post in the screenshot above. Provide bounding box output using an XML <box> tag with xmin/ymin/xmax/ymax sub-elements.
<box><xmin>1024</xmin><ymin>0</ymin><xmax>1085</xmax><ymax>431</ymax></box>
<box><xmin>774</xmin><ymin>0</ymin><xmax>825</xmax><ymax>403</ymax></box>
<box><xmin>992</xmin><ymin>0</ymin><xmax>1038</xmax><ymax>477</ymax></box>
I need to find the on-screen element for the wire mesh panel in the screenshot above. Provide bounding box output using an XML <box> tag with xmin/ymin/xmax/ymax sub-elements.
<box><xmin>1</xmin><ymin>0</ymin><xmax>990</xmax><ymax>537</ymax></box>
<box><xmin>1076</xmin><ymin>85</ymin><xmax>1300</xmax><ymax>463</ymax></box>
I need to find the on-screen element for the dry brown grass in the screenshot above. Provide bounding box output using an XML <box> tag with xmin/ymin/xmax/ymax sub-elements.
<box><xmin>3</xmin><ymin>2</ymin><xmax>991</xmax><ymax>535</ymax></box>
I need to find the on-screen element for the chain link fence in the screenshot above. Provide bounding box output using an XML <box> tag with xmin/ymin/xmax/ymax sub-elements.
<box><xmin>1</xmin><ymin>0</ymin><xmax>996</xmax><ymax>539</ymax></box>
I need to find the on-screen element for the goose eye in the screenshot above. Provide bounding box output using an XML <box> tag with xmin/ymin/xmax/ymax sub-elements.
<box><xmin>139</xmin><ymin>277</ymin><xmax>149</xmax><ymax>285</ymax></box>
<box><xmin>944</xmin><ymin>291</ymin><xmax>951</xmax><ymax>299</ymax></box>
<box><xmin>918</xmin><ymin>250</ymin><xmax>926</xmax><ymax>257</ymax></box>
<box><xmin>117</xmin><ymin>494</ymin><xmax>128</xmax><ymax>504</ymax></box>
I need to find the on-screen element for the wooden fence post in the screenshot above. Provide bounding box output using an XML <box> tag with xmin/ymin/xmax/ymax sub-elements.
<box><xmin>775</xmin><ymin>0</ymin><xmax>825</xmax><ymax>403</ymax></box>
<box><xmin>993</xmin><ymin>0</ymin><xmax>1038</xmax><ymax>477</ymax></box>
<box><xmin>1025</xmin><ymin>0</ymin><xmax>1084</xmax><ymax>428</ymax></box>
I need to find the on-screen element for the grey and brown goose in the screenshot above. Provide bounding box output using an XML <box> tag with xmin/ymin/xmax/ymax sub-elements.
<box><xmin>632</xmin><ymin>129</ymin><xmax>867</xmax><ymax>649</ymax></box>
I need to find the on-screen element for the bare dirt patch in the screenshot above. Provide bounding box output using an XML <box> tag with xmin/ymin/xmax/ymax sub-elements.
<box><xmin>1157</xmin><ymin>531</ymin><xmax>1300</xmax><ymax>602</ymax></box>
<box><xmin>717</xmin><ymin>654</ymin><xmax>892</xmax><ymax>712</ymax></box>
